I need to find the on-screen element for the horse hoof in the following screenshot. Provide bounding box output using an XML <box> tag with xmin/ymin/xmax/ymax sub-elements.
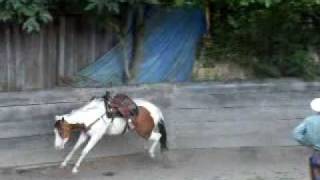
<box><xmin>72</xmin><ymin>168</ymin><xmax>79</xmax><ymax>174</ymax></box>
<box><xmin>60</xmin><ymin>162</ymin><xmax>67</xmax><ymax>168</ymax></box>
<box><xmin>149</xmin><ymin>152</ymin><xmax>155</xmax><ymax>159</ymax></box>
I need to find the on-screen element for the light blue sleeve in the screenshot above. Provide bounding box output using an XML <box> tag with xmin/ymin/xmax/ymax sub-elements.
<box><xmin>293</xmin><ymin>121</ymin><xmax>308</xmax><ymax>145</ymax></box>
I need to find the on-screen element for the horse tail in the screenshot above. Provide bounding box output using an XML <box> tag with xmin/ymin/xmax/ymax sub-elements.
<box><xmin>158</xmin><ymin>119</ymin><xmax>168</xmax><ymax>152</ymax></box>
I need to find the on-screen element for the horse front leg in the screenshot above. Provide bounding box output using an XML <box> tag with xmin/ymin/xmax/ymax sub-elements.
<box><xmin>72</xmin><ymin>133</ymin><xmax>104</xmax><ymax>174</ymax></box>
<box><xmin>60</xmin><ymin>132</ymin><xmax>88</xmax><ymax>168</ymax></box>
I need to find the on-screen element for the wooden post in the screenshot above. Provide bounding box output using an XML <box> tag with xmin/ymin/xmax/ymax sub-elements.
<box><xmin>58</xmin><ymin>16</ymin><xmax>66</xmax><ymax>85</ymax></box>
<box><xmin>205</xmin><ymin>0</ymin><xmax>212</xmax><ymax>36</ymax></box>
<box><xmin>38</xmin><ymin>27</ymin><xmax>45</xmax><ymax>89</ymax></box>
<box><xmin>13</xmin><ymin>26</ymin><xmax>23</xmax><ymax>91</ymax></box>
<box><xmin>5</xmin><ymin>25</ymin><xmax>14</xmax><ymax>91</ymax></box>
<box><xmin>129</xmin><ymin>3</ymin><xmax>145</xmax><ymax>84</ymax></box>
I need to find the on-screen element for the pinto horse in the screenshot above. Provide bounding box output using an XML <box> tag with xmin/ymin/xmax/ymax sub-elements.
<box><xmin>54</xmin><ymin>97</ymin><xmax>168</xmax><ymax>174</ymax></box>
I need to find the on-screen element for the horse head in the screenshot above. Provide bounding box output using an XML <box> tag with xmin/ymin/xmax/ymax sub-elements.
<box><xmin>54</xmin><ymin>116</ymin><xmax>72</xmax><ymax>150</ymax></box>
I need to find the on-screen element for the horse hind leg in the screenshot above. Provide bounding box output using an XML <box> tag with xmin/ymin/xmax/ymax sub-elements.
<box><xmin>148</xmin><ymin>119</ymin><xmax>168</xmax><ymax>158</ymax></box>
<box><xmin>148</xmin><ymin>132</ymin><xmax>161</xmax><ymax>158</ymax></box>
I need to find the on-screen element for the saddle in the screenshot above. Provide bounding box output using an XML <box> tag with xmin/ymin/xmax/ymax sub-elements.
<box><xmin>105</xmin><ymin>93</ymin><xmax>139</xmax><ymax>120</ymax></box>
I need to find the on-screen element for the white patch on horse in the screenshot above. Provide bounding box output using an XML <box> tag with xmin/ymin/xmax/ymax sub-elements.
<box><xmin>148</xmin><ymin>132</ymin><xmax>162</xmax><ymax>158</ymax></box>
<box><xmin>54</xmin><ymin>129</ymin><xmax>64</xmax><ymax>150</ymax></box>
<box><xmin>106</xmin><ymin>117</ymin><xmax>127</xmax><ymax>135</ymax></box>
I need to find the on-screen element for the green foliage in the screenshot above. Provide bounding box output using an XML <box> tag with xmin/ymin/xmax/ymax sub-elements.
<box><xmin>204</xmin><ymin>0</ymin><xmax>320</xmax><ymax>79</ymax></box>
<box><xmin>157</xmin><ymin>0</ymin><xmax>201</xmax><ymax>6</ymax></box>
<box><xmin>84</xmin><ymin>0</ymin><xmax>128</xmax><ymax>14</ymax></box>
<box><xmin>84</xmin><ymin>0</ymin><xmax>164</xmax><ymax>14</ymax></box>
<box><xmin>0</xmin><ymin>0</ymin><xmax>53</xmax><ymax>32</ymax></box>
<box><xmin>230</xmin><ymin>0</ymin><xmax>320</xmax><ymax>7</ymax></box>
<box><xmin>0</xmin><ymin>0</ymin><xmax>164</xmax><ymax>33</ymax></box>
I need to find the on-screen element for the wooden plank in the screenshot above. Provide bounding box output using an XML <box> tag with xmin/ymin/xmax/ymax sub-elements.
<box><xmin>0</xmin><ymin>88</ymin><xmax>104</xmax><ymax>106</ymax></box>
<box><xmin>0</xmin><ymin>119</ymin><xmax>52</xmax><ymax>138</ymax></box>
<box><xmin>102</xmin><ymin>27</ymin><xmax>112</xmax><ymax>53</ymax></box>
<box><xmin>24</xmin><ymin>31</ymin><xmax>39</xmax><ymax>89</ymax></box>
<box><xmin>75</xmin><ymin>16</ymin><xmax>86</xmax><ymax>70</ymax></box>
<box><xmin>0</xmin><ymin>81</ymin><xmax>318</xmax><ymax>107</ymax></box>
<box><xmin>0</xmin><ymin>24</ymin><xmax>7</xmax><ymax>91</ymax></box>
<box><xmin>41</xmin><ymin>25</ymin><xmax>51</xmax><ymax>89</ymax></box>
<box><xmin>38</xmin><ymin>27</ymin><xmax>46</xmax><ymax>89</ymax></box>
<box><xmin>171</xmin><ymin>90</ymin><xmax>319</xmax><ymax>109</ymax></box>
<box><xmin>0</xmin><ymin>87</ymin><xmax>172</xmax><ymax>107</ymax></box>
<box><xmin>95</xmin><ymin>27</ymin><xmax>108</xmax><ymax>59</ymax></box>
<box><xmin>176</xmin><ymin>80</ymin><xmax>320</xmax><ymax>94</ymax></box>
<box><xmin>66</xmin><ymin>17</ymin><xmax>75</xmax><ymax>77</ymax></box>
<box><xmin>58</xmin><ymin>16</ymin><xmax>66</xmax><ymax>84</ymax></box>
<box><xmin>89</xmin><ymin>22</ymin><xmax>97</xmax><ymax>64</ymax></box>
<box><xmin>171</xmin><ymin>119</ymin><xmax>301</xmax><ymax>149</ymax></box>
<box><xmin>0</xmin><ymin>101</ymin><xmax>84</xmax><ymax>123</ymax></box>
<box><xmin>6</xmin><ymin>25</ymin><xmax>15</xmax><ymax>91</ymax></box>
<box><xmin>164</xmin><ymin>106</ymin><xmax>310</xmax><ymax>123</ymax></box>
<box><xmin>23</xmin><ymin>32</ymin><xmax>33</xmax><ymax>89</ymax></box>
<box><xmin>47</xmin><ymin>22</ymin><xmax>58</xmax><ymax>88</ymax></box>
<box><xmin>13</xmin><ymin>26</ymin><xmax>25</xmax><ymax>90</ymax></box>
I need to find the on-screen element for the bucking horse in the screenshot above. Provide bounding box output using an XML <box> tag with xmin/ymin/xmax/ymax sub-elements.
<box><xmin>53</xmin><ymin>92</ymin><xmax>168</xmax><ymax>173</ymax></box>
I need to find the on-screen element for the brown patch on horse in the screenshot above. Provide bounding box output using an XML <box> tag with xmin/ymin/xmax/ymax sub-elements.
<box><xmin>132</xmin><ymin>106</ymin><xmax>155</xmax><ymax>139</ymax></box>
<box><xmin>55</xmin><ymin>119</ymin><xmax>85</xmax><ymax>139</ymax></box>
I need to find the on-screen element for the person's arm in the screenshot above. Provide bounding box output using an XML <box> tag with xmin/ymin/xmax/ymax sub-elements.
<box><xmin>293</xmin><ymin>120</ymin><xmax>309</xmax><ymax>145</ymax></box>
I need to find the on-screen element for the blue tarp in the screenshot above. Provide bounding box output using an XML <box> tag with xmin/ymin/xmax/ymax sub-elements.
<box><xmin>74</xmin><ymin>7</ymin><xmax>206</xmax><ymax>87</ymax></box>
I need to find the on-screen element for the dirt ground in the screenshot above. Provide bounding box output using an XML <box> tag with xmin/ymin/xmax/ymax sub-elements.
<box><xmin>0</xmin><ymin>147</ymin><xmax>310</xmax><ymax>180</ymax></box>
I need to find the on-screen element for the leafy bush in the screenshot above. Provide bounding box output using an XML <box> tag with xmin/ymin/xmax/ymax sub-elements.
<box><xmin>203</xmin><ymin>0</ymin><xmax>320</xmax><ymax>79</ymax></box>
<box><xmin>0</xmin><ymin>0</ymin><xmax>53</xmax><ymax>32</ymax></box>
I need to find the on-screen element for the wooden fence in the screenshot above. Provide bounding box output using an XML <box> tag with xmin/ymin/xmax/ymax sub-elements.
<box><xmin>0</xmin><ymin>79</ymin><xmax>317</xmax><ymax>167</ymax></box>
<box><xmin>0</xmin><ymin>16</ymin><xmax>117</xmax><ymax>92</ymax></box>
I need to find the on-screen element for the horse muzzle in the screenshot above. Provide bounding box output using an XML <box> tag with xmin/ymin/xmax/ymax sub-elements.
<box><xmin>55</xmin><ymin>144</ymin><xmax>65</xmax><ymax>150</ymax></box>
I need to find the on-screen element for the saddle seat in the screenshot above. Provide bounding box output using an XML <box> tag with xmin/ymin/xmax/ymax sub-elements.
<box><xmin>109</xmin><ymin>94</ymin><xmax>139</xmax><ymax>120</ymax></box>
